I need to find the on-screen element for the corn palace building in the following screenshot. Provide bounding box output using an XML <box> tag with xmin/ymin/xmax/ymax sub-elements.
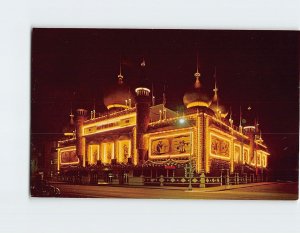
<box><xmin>57</xmin><ymin>59</ymin><xmax>270</xmax><ymax>186</ymax></box>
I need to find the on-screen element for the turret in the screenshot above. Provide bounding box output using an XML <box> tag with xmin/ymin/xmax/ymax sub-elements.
<box><xmin>209</xmin><ymin>68</ymin><xmax>228</xmax><ymax>119</ymax></box>
<box><xmin>244</xmin><ymin>125</ymin><xmax>258</xmax><ymax>173</ymax></box>
<box><xmin>135</xmin><ymin>59</ymin><xmax>151</xmax><ymax>164</ymax></box>
<box><xmin>75</xmin><ymin>108</ymin><xmax>87</xmax><ymax>166</ymax></box>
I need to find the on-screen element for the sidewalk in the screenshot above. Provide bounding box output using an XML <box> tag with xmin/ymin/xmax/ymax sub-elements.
<box><xmin>185</xmin><ymin>182</ymin><xmax>277</xmax><ymax>193</ymax></box>
<box><xmin>49</xmin><ymin>180</ymin><xmax>277</xmax><ymax>192</ymax></box>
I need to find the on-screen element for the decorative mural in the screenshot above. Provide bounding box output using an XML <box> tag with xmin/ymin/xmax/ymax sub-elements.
<box><xmin>171</xmin><ymin>135</ymin><xmax>191</xmax><ymax>154</ymax></box>
<box><xmin>210</xmin><ymin>135</ymin><xmax>230</xmax><ymax>157</ymax></box>
<box><xmin>151</xmin><ymin>134</ymin><xmax>191</xmax><ymax>156</ymax></box>
<box><xmin>151</xmin><ymin>138</ymin><xmax>170</xmax><ymax>155</ymax></box>
<box><xmin>60</xmin><ymin>149</ymin><xmax>79</xmax><ymax>164</ymax></box>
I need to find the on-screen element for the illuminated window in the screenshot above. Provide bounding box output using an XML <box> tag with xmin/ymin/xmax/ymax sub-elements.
<box><xmin>234</xmin><ymin>145</ymin><xmax>241</xmax><ymax>163</ymax></box>
<box><xmin>118</xmin><ymin>140</ymin><xmax>131</xmax><ymax>163</ymax></box>
<box><xmin>102</xmin><ymin>142</ymin><xmax>114</xmax><ymax>164</ymax></box>
<box><xmin>243</xmin><ymin>148</ymin><xmax>249</xmax><ymax>164</ymax></box>
<box><xmin>257</xmin><ymin>152</ymin><xmax>262</xmax><ymax>167</ymax></box>
<box><xmin>88</xmin><ymin>145</ymin><xmax>99</xmax><ymax>165</ymax></box>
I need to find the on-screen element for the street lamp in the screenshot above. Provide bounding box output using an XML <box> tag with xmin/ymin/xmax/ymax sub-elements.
<box><xmin>178</xmin><ymin>117</ymin><xmax>192</xmax><ymax>191</ymax></box>
<box><xmin>188</xmin><ymin>138</ymin><xmax>193</xmax><ymax>191</ymax></box>
<box><xmin>188</xmin><ymin>151</ymin><xmax>192</xmax><ymax>191</ymax></box>
<box><xmin>179</xmin><ymin>118</ymin><xmax>186</xmax><ymax>124</ymax></box>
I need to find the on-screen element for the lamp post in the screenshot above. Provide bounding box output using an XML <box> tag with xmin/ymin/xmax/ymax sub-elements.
<box><xmin>178</xmin><ymin>117</ymin><xmax>193</xmax><ymax>191</ymax></box>
<box><xmin>188</xmin><ymin>138</ymin><xmax>193</xmax><ymax>191</ymax></box>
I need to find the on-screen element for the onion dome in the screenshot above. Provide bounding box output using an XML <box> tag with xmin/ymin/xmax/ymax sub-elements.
<box><xmin>209</xmin><ymin>73</ymin><xmax>228</xmax><ymax>118</ymax></box>
<box><xmin>183</xmin><ymin>59</ymin><xmax>210</xmax><ymax>109</ymax></box>
<box><xmin>103</xmin><ymin>63</ymin><xmax>135</xmax><ymax>110</ymax></box>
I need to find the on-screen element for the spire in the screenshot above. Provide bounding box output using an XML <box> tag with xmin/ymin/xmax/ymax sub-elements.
<box><xmin>194</xmin><ymin>53</ymin><xmax>201</xmax><ymax>88</ymax></box>
<box><xmin>141</xmin><ymin>57</ymin><xmax>146</xmax><ymax>67</ymax></box>
<box><xmin>163</xmin><ymin>83</ymin><xmax>166</xmax><ymax>106</ymax></box>
<box><xmin>229</xmin><ymin>106</ymin><xmax>233</xmax><ymax>127</ymax></box>
<box><xmin>239</xmin><ymin>105</ymin><xmax>242</xmax><ymax>127</ymax></box>
<box><xmin>213</xmin><ymin>67</ymin><xmax>218</xmax><ymax>97</ymax></box>
<box><xmin>239</xmin><ymin>105</ymin><xmax>243</xmax><ymax>133</ymax></box>
<box><xmin>140</xmin><ymin>57</ymin><xmax>147</xmax><ymax>82</ymax></box>
<box><xmin>151</xmin><ymin>83</ymin><xmax>155</xmax><ymax>106</ymax></box>
<box><xmin>90</xmin><ymin>96</ymin><xmax>96</xmax><ymax>119</ymax></box>
<box><xmin>69</xmin><ymin>92</ymin><xmax>75</xmax><ymax>125</ymax></box>
<box><xmin>213</xmin><ymin>67</ymin><xmax>219</xmax><ymax>111</ymax></box>
<box><xmin>255</xmin><ymin>118</ymin><xmax>259</xmax><ymax>132</ymax></box>
<box><xmin>117</xmin><ymin>58</ymin><xmax>124</xmax><ymax>85</ymax></box>
<box><xmin>93</xmin><ymin>96</ymin><xmax>96</xmax><ymax>111</ymax></box>
<box><xmin>259</xmin><ymin>130</ymin><xmax>263</xmax><ymax>140</ymax></box>
<box><xmin>162</xmin><ymin>83</ymin><xmax>167</xmax><ymax>120</ymax></box>
<box><xmin>70</xmin><ymin>103</ymin><xmax>74</xmax><ymax>125</ymax></box>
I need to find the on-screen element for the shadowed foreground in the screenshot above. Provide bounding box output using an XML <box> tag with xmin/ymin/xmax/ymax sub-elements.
<box><xmin>44</xmin><ymin>182</ymin><xmax>298</xmax><ymax>200</ymax></box>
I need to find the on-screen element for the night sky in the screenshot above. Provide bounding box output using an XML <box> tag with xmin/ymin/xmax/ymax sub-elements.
<box><xmin>31</xmin><ymin>29</ymin><xmax>299</xmax><ymax>180</ymax></box>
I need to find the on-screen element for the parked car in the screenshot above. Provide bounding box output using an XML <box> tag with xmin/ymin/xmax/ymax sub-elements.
<box><xmin>31</xmin><ymin>179</ymin><xmax>60</xmax><ymax>197</ymax></box>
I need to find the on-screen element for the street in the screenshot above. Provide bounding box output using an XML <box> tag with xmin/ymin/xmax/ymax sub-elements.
<box><xmin>50</xmin><ymin>182</ymin><xmax>298</xmax><ymax>200</ymax></box>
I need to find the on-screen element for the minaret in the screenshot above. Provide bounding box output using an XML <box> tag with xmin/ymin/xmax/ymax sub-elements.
<box><xmin>75</xmin><ymin>108</ymin><xmax>87</xmax><ymax>167</ymax></box>
<box><xmin>135</xmin><ymin>58</ymin><xmax>151</xmax><ymax>164</ymax></box>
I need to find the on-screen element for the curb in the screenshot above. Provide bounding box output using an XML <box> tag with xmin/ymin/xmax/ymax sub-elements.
<box><xmin>50</xmin><ymin>181</ymin><xmax>278</xmax><ymax>192</ymax></box>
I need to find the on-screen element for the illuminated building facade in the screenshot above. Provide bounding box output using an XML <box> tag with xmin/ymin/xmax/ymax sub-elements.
<box><xmin>57</xmin><ymin>58</ymin><xmax>270</xmax><ymax>186</ymax></box>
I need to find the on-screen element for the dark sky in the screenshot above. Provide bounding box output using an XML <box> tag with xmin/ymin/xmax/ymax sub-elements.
<box><xmin>31</xmin><ymin>29</ymin><xmax>299</xmax><ymax>179</ymax></box>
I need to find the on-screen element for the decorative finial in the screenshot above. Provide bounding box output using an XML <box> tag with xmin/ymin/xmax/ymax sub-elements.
<box><xmin>141</xmin><ymin>58</ymin><xmax>146</xmax><ymax>67</ymax></box>
<box><xmin>260</xmin><ymin>130</ymin><xmax>263</xmax><ymax>140</ymax></box>
<box><xmin>229</xmin><ymin>107</ymin><xmax>233</xmax><ymax>127</ymax></box>
<box><xmin>117</xmin><ymin>58</ymin><xmax>124</xmax><ymax>84</ymax></box>
<box><xmin>70</xmin><ymin>102</ymin><xmax>74</xmax><ymax>125</ymax></box>
<box><xmin>213</xmin><ymin>67</ymin><xmax>218</xmax><ymax>94</ymax></box>
<box><xmin>239</xmin><ymin>105</ymin><xmax>242</xmax><ymax>127</ymax></box>
<box><xmin>212</xmin><ymin>67</ymin><xmax>219</xmax><ymax>115</ymax></box>
<box><xmin>163</xmin><ymin>83</ymin><xmax>167</xmax><ymax>106</ymax></box>
<box><xmin>151</xmin><ymin>83</ymin><xmax>155</xmax><ymax>106</ymax></box>
<box><xmin>194</xmin><ymin>53</ymin><xmax>201</xmax><ymax>88</ymax></box>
